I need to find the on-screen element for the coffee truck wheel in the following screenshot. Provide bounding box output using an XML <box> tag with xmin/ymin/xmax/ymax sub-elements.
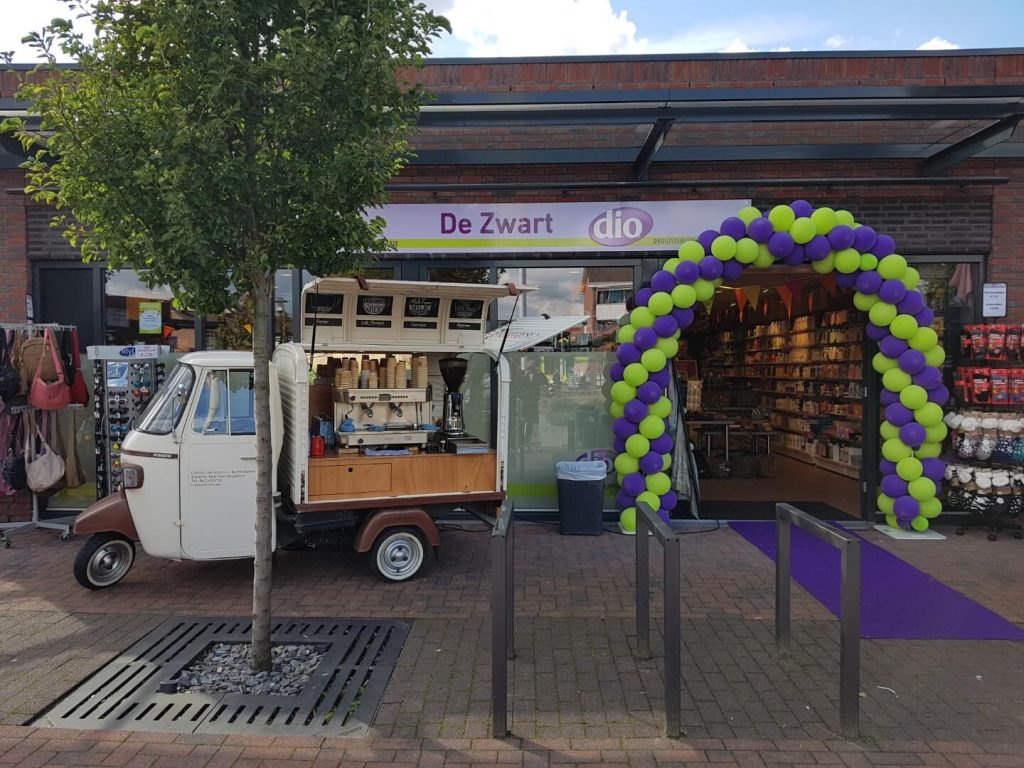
<box><xmin>370</xmin><ymin>527</ymin><xmax>426</xmax><ymax>582</ymax></box>
<box><xmin>74</xmin><ymin>533</ymin><xmax>136</xmax><ymax>589</ymax></box>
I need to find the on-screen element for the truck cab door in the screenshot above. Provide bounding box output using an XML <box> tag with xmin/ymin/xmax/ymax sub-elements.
<box><xmin>180</xmin><ymin>368</ymin><xmax>265</xmax><ymax>559</ymax></box>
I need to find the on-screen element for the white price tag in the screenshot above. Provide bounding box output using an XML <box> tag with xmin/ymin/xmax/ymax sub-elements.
<box><xmin>983</xmin><ymin>283</ymin><xmax>1007</xmax><ymax>318</ymax></box>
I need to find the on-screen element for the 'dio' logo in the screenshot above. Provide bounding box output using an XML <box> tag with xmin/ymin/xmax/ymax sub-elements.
<box><xmin>588</xmin><ymin>207</ymin><xmax>654</xmax><ymax>247</ymax></box>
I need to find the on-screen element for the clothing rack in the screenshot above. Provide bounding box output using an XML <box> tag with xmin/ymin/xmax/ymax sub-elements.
<box><xmin>0</xmin><ymin>322</ymin><xmax>81</xmax><ymax>547</ymax></box>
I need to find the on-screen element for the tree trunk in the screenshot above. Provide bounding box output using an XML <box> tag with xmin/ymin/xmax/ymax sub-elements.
<box><xmin>250</xmin><ymin>270</ymin><xmax>275</xmax><ymax>672</ymax></box>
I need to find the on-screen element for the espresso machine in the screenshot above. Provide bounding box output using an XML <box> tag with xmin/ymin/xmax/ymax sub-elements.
<box><xmin>438</xmin><ymin>357</ymin><xmax>488</xmax><ymax>453</ymax></box>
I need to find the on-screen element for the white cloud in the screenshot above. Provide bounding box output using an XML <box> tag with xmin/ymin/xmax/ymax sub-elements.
<box><xmin>825</xmin><ymin>34</ymin><xmax>852</xmax><ymax>49</ymax></box>
<box><xmin>646</xmin><ymin>16</ymin><xmax>827</xmax><ymax>55</ymax></box>
<box><xmin>917</xmin><ymin>36</ymin><xmax>960</xmax><ymax>50</ymax></box>
<box><xmin>721</xmin><ymin>37</ymin><xmax>755</xmax><ymax>53</ymax></box>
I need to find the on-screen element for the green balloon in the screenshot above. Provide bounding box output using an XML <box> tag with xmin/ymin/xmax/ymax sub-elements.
<box><xmin>914</xmin><ymin>442</ymin><xmax>943</xmax><ymax>459</ymax></box>
<box><xmin>735</xmin><ymin>237</ymin><xmax>759</xmax><ymax>264</ymax></box>
<box><xmin>834</xmin><ymin>248</ymin><xmax>860</xmax><ymax>274</ymax></box>
<box><xmin>753</xmin><ymin>244</ymin><xmax>775</xmax><ymax>268</ymax></box>
<box><xmin>626</xmin><ymin>433</ymin><xmax>651</xmax><ymax>459</ymax></box>
<box><xmin>639</xmin><ymin>415</ymin><xmax>666</xmax><ymax>440</ymax></box>
<box><xmin>924</xmin><ymin>346</ymin><xmax>946</xmax><ymax>367</ymax></box>
<box><xmin>920</xmin><ymin>497</ymin><xmax>942</xmax><ymax>518</ymax></box>
<box><xmin>908</xmin><ymin>477</ymin><xmax>937</xmax><ymax>502</ymax></box>
<box><xmin>646</xmin><ymin>472</ymin><xmax>671</xmax><ymax>496</ymax></box>
<box><xmin>636</xmin><ymin>490</ymin><xmax>660</xmax><ymax>511</ymax></box>
<box><xmin>768</xmin><ymin>204</ymin><xmax>796</xmax><ymax>232</ymax></box>
<box><xmin>877</xmin><ymin>493</ymin><xmax>895</xmax><ymax>514</ymax></box>
<box><xmin>790</xmin><ymin>217</ymin><xmax>816</xmax><ymax>244</ymax></box>
<box><xmin>882</xmin><ymin>438</ymin><xmax>912</xmax><ymax>462</ymax></box>
<box><xmin>737</xmin><ymin>206</ymin><xmax>761</xmax><ymax>225</ymax></box>
<box><xmin>883</xmin><ymin>368</ymin><xmax>912</xmax><ymax>392</ymax></box>
<box><xmin>631</xmin><ymin>307</ymin><xmax>655</xmax><ymax>328</ymax></box>
<box><xmin>656</xmin><ymin>336</ymin><xmax>679</xmax><ymax>359</ymax></box>
<box><xmin>641</xmin><ymin>348</ymin><xmax>667</xmax><ymax>372</ymax></box>
<box><xmin>900</xmin><ymin>384</ymin><xmax>927</xmax><ymax>410</ymax></box>
<box><xmin>869</xmin><ymin>301</ymin><xmax>898</xmax><ymax>327</ymax></box>
<box><xmin>672</xmin><ymin>284</ymin><xmax>697</xmax><ymax>309</ymax></box>
<box><xmin>678</xmin><ymin>241</ymin><xmax>705</xmax><ymax>263</ymax></box>
<box><xmin>914</xmin><ymin>403</ymin><xmax>943</xmax><ymax>427</ymax></box>
<box><xmin>650</xmin><ymin>396</ymin><xmax>672</xmax><ymax>419</ymax></box>
<box><xmin>611</xmin><ymin>380</ymin><xmax>636</xmax><ymax>404</ymax></box>
<box><xmin>901</xmin><ymin>266</ymin><xmax>920</xmax><ymax>291</ymax></box>
<box><xmin>649</xmin><ymin>291</ymin><xmax>673</xmax><ymax>317</ymax></box>
<box><xmin>662</xmin><ymin>258</ymin><xmax>682</xmax><ymax>274</ymax></box>
<box><xmin>910</xmin><ymin>515</ymin><xmax>929</xmax><ymax>532</ymax></box>
<box><xmin>896</xmin><ymin>457</ymin><xmax>923</xmax><ymax>481</ymax></box>
<box><xmin>924</xmin><ymin>423</ymin><xmax>948</xmax><ymax>444</ymax></box>
<box><xmin>662</xmin><ymin>453</ymin><xmax>672</xmax><ymax>471</ymax></box>
<box><xmin>880</xmin><ymin>421</ymin><xmax>899</xmax><ymax>441</ymax></box>
<box><xmin>614</xmin><ymin>453</ymin><xmax>639</xmax><ymax>475</ymax></box>
<box><xmin>909</xmin><ymin>326</ymin><xmax>938</xmax><ymax>352</ymax></box>
<box><xmin>835</xmin><ymin>209</ymin><xmax>856</xmax><ymax>226</ymax></box>
<box><xmin>877</xmin><ymin>254</ymin><xmax>908</xmax><ymax>280</ymax></box>
<box><xmin>693</xmin><ymin>279</ymin><xmax>715</xmax><ymax>301</ymax></box>
<box><xmin>616</xmin><ymin>472</ymin><xmax>624</xmax><ymax>486</ymax></box>
<box><xmin>624</xmin><ymin>363</ymin><xmax>649</xmax><ymax>387</ymax></box>
<box><xmin>811</xmin><ymin>207</ymin><xmax>838</xmax><ymax>234</ymax></box>
<box><xmin>609</xmin><ymin>401</ymin><xmax>624</xmax><ymax>419</ymax></box>
<box><xmin>890</xmin><ymin>314</ymin><xmax>919</xmax><ymax>340</ymax></box>
<box><xmin>620</xmin><ymin>507</ymin><xmax>637</xmax><ymax>532</ymax></box>
<box><xmin>853</xmin><ymin>291</ymin><xmax>879</xmax><ymax>311</ymax></box>
<box><xmin>860</xmin><ymin>253</ymin><xmax>879</xmax><ymax>271</ymax></box>
<box><xmin>811</xmin><ymin>253</ymin><xmax>835</xmax><ymax>274</ymax></box>
<box><xmin>872</xmin><ymin>352</ymin><xmax>898</xmax><ymax>374</ymax></box>
<box><xmin>885</xmin><ymin>513</ymin><xmax>899</xmax><ymax>528</ymax></box>
<box><xmin>617</xmin><ymin>324</ymin><xmax>636</xmax><ymax>343</ymax></box>
<box><xmin>711</xmin><ymin>235</ymin><xmax>737</xmax><ymax>260</ymax></box>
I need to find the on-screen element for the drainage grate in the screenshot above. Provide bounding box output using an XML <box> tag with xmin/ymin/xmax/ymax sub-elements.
<box><xmin>32</xmin><ymin>617</ymin><xmax>410</xmax><ymax>737</ymax></box>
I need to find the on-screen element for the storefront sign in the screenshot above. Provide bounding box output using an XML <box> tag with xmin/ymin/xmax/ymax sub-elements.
<box><xmin>983</xmin><ymin>282</ymin><xmax>1007</xmax><ymax>318</ymax></box>
<box><xmin>138</xmin><ymin>301</ymin><xmax>162</xmax><ymax>334</ymax></box>
<box><xmin>372</xmin><ymin>200</ymin><xmax>749</xmax><ymax>253</ymax></box>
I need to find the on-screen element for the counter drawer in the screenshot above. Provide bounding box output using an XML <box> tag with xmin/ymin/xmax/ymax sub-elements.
<box><xmin>309</xmin><ymin>461</ymin><xmax>392</xmax><ymax>499</ymax></box>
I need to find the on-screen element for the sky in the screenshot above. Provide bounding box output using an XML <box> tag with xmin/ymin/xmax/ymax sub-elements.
<box><xmin>2</xmin><ymin>0</ymin><xmax>1022</xmax><ymax>61</ymax></box>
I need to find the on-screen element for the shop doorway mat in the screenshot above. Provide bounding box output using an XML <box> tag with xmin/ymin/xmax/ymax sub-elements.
<box><xmin>32</xmin><ymin>617</ymin><xmax>410</xmax><ymax>737</ymax></box>
<box><xmin>697</xmin><ymin>500</ymin><xmax>857</xmax><ymax>521</ymax></box>
<box><xmin>731</xmin><ymin>521</ymin><xmax>1024</xmax><ymax>640</ymax></box>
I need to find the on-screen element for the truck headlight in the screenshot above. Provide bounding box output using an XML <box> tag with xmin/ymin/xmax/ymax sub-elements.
<box><xmin>122</xmin><ymin>465</ymin><xmax>144</xmax><ymax>489</ymax></box>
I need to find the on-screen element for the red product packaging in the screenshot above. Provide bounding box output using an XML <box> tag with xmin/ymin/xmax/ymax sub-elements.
<box><xmin>973</xmin><ymin>367</ymin><xmax>992</xmax><ymax>404</ymax></box>
<box><xmin>971</xmin><ymin>325</ymin><xmax>988</xmax><ymax>359</ymax></box>
<box><xmin>1011</xmin><ymin>371</ymin><xmax>1024</xmax><ymax>405</ymax></box>
<box><xmin>991</xmin><ymin>368</ymin><xmax>1010</xmax><ymax>405</ymax></box>
<box><xmin>1007</xmin><ymin>325</ymin><xmax>1022</xmax><ymax>361</ymax></box>
<box><xmin>988</xmin><ymin>324</ymin><xmax>1007</xmax><ymax>360</ymax></box>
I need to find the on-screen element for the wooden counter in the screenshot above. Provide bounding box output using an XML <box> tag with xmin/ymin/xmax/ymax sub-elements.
<box><xmin>306</xmin><ymin>450</ymin><xmax>497</xmax><ymax>502</ymax></box>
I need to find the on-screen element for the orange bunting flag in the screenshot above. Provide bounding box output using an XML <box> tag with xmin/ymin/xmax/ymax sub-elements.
<box><xmin>734</xmin><ymin>287</ymin><xmax>748</xmax><ymax>319</ymax></box>
<box><xmin>777</xmin><ymin>285</ymin><xmax>793</xmax><ymax>317</ymax></box>
<box><xmin>742</xmin><ymin>285</ymin><xmax>761</xmax><ymax>315</ymax></box>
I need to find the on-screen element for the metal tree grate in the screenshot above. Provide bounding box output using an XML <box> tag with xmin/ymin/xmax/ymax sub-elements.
<box><xmin>32</xmin><ymin>617</ymin><xmax>410</xmax><ymax>737</ymax></box>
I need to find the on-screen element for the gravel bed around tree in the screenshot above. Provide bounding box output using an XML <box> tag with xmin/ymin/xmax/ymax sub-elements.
<box><xmin>175</xmin><ymin>642</ymin><xmax>326</xmax><ymax>696</ymax></box>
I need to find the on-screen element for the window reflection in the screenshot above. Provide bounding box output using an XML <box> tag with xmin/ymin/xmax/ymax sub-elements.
<box><xmin>103</xmin><ymin>269</ymin><xmax>196</xmax><ymax>352</ymax></box>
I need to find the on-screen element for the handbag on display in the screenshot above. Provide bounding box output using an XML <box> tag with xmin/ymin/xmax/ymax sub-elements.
<box><xmin>0</xmin><ymin>331</ymin><xmax>20</xmax><ymax>403</ymax></box>
<box><xmin>28</xmin><ymin>329</ymin><xmax>70</xmax><ymax>411</ymax></box>
<box><xmin>0</xmin><ymin>413</ymin><xmax>27</xmax><ymax>495</ymax></box>
<box><xmin>25</xmin><ymin>412</ymin><xmax>66</xmax><ymax>496</ymax></box>
<box><xmin>68</xmin><ymin>329</ymin><xmax>88</xmax><ymax>406</ymax></box>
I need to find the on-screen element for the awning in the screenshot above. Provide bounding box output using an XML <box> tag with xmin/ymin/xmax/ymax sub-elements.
<box><xmin>484</xmin><ymin>315</ymin><xmax>588</xmax><ymax>356</ymax></box>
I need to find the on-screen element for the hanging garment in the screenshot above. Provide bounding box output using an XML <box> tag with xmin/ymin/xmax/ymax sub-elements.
<box><xmin>28</xmin><ymin>329</ymin><xmax>70</xmax><ymax>411</ymax></box>
<box><xmin>0</xmin><ymin>412</ymin><xmax>27</xmax><ymax>495</ymax></box>
<box><xmin>0</xmin><ymin>331</ymin><xmax>20</xmax><ymax>404</ymax></box>
<box><xmin>63</xmin><ymin>409</ymin><xmax>85</xmax><ymax>489</ymax></box>
<box><xmin>68</xmin><ymin>329</ymin><xmax>88</xmax><ymax>406</ymax></box>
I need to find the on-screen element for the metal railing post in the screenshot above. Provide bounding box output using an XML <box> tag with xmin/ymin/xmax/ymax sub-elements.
<box><xmin>636</xmin><ymin>506</ymin><xmax>651</xmax><ymax>660</ymax></box>
<box><xmin>490</xmin><ymin>503</ymin><xmax>514</xmax><ymax>737</ymax></box>
<box><xmin>775</xmin><ymin>512</ymin><xmax>791</xmax><ymax>655</ymax></box>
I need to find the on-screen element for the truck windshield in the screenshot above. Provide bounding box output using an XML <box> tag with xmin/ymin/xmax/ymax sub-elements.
<box><xmin>136</xmin><ymin>364</ymin><xmax>196</xmax><ymax>434</ymax></box>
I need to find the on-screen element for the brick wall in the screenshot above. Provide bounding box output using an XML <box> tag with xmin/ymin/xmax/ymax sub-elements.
<box><xmin>26</xmin><ymin>206</ymin><xmax>80</xmax><ymax>262</ymax></box>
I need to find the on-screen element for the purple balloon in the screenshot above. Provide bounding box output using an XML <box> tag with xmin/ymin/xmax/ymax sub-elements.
<box><xmin>900</xmin><ymin>422</ymin><xmax>927</xmax><ymax>448</ymax></box>
<box><xmin>651</xmin><ymin>433</ymin><xmax>674</xmax><ymax>454</ymax></box>
<box><xmin>720</xmin><ymin>217</ymin><xmax>746</xmax><ymax>240</ymax></box>
<box><xmin>660</xmin><ymin>490</ymin><xmax>678</xmax><ymax>512</ymax></box>
<box><xmin>897</xmin><ymin>290</ymin><xmax>925</xmax><ymax>315</ymax></box>
<box><xmin>835</xmin><ymin>272</ymin><xmax>858</xmax><ymax>289</ymax></box>
<box><xmin>721</xmin><ymin>259</ymin><xmax>744</xmax><ymax>280</ymax></box>
<box><xmin>928</xmin><ymin>384</ymin><xmax>950</xmax><ymax>405</ymax></box>
<box><xmin>635</xmin><ymin>287</ymin><xmax>653</xmax><ymax>307</ymax></box>
<box><xmin>653</xmin><ymin>314</ymin><xmax>679</xmax><ymax>338</ymax></box>
<box><xmin>782</xmin><ymin>244</ymin><xmax>806</xmax><ymax>266</ymax></box>
<box><xmin>650</xmin><ymin>368</ymin><xmax>671</xmax><ymax>388</ymax></box>
<box><xmin>609</xmin><ymin>363</ymin><xmax>625</xmax><ymax>382</ymax></box>
<box><xmin>748</xmin><ymin>217</ymin><xmax>774</xmax><ymax>243</ymax></box>
<box><xmin>617</xmin><ymin>343</ymin><xmax>641</xmax><ymax>365</ymax></box>
<box><xmin>699</xmin><ymin>256</ymin><xmax>724</xmax><ymax>280</ymax></box>
<box><xmin>805</xmin><ymin>235</ymin><xmax>832</xmax><ymax>261</ymax></box>
<box><xmin>697</xmin><ymin>229</ymin><xmax>718</xmax><ymax>252</ymax></box>
<box><xmin>898</xmin><ymin>349</ymin><xmax>927</xmax><ymax>375</ymax></box>
<box><xmin>866</xmin><ymin>322</ymin><xmax>889</xmax><ymax>341</ymax></box>
<box><xmin>827</xmin><ymin>224</ymin><xmax>856</xmax><ymax>250</ymax></box>
<box><xmin>885</xmin><ymin>402</ymin><xmax>914</xmax><ymax>426</ymax></box>
<box><xmin>624</xmin><ymin>399</ymin><xmax>648</xmax><ymax>423</ymax></box>
<box><xmin>672</xmin><ymin>307</ymin><xmax>695</xmax><ymax>328</ymax></box>
<box><xmin>871</xmin><ymin>234</ymin><xmax>896</xmax><ymax>258</ymax></box>
<box><xmin>881</xmin><ymin>474</ymin><xmax>909</xmax><ymax>498</ymax></box>
<box><xmin>879</xmin><ymin>334</ymin><xmax>909</xmax><ymax>358</ymax></box>
<box><xmin>639</xmin><ymin>452</ymin><xmax>664</xmax><ymax>474</ymax></box>
<box><xmin>651</xmin><ymin>270</ymin><xmax>676</xmax><ymax>294</ymax></box>
<box><xmin>853</xmin><ymin>225</ymin><xmax>877</xmax><ymax>253</ymax></box>
<box><xmin>622</xmin><ymin>472</ymin><xmax>646</xmax><ymax>496</ymax></box>
<box><xmin>790</xmin><ymin>199</ymin><xmax>813</xmax><ymax>217</ymax></box>
<box><xmin>879</xmin><ymin>459</ymin><xmax>897</xmax><ymax>475</ymax></box>
<box><xmin>894</xmin><ymin>495</ymin><xmax>920</xmax><ymax>521</ymax></box>
<box><xmin>613</xmin><ymin>438</ymin><xmax>626</xmax><ymax>455</ymax></box>
<box><xmin>878</xmin><ymin>279</ymin><xmax>907</xmax><ymax>304</ymax></box>
<box><xmin>880</xmin><ymin>390</ymin><xmax>899</xmax><ymax>407</ymax></box>
<box><xmin>913</xmin><ymin>366</ymin><xmax>943</xmax><ymax>390</ymax></box>
<box><xmin>921</xmin><ymin>458</ymin><xmax>945</xmax><ymax>483</ymax></box>
<box><xmin>637</xmin><ymin>380</ymin><xmax>663</xmax><ymax>405</ymax></box>
<box><xmin>768</xmin><ymin>231</ymin><xmax>795</xmax><ymax>258</ymax></box>
<box><xmin>613</xmin><ymin>417</ymin><xmax>638</xmax><ymax>439</ymax></box>
<box><xmin>914</xmin><ymin>307</ymin><xmax>935</xmax><ymax>327</ymax></box>
<box><xmin>633</xmin><ymin>327</ymin><xmax>658</xmax><ymax>351</ymax></box>
<box><xmin>616</xmin><ymin>490</ymin><xmax>635</xmax><ymax>509</ymax></box>
<box><xmin>675</xmin><ymin>261</ymin><xmax>700</xmax><ymax>284</ymax></box>
<box><xmin>855</xmin><ymin>270</ymin><xmax>884</xmax><ymax>295</ymax></box>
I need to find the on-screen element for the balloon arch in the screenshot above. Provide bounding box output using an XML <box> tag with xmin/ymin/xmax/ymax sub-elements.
<box><xmin>609</xmin><ymin>201</ymin><xmax>948</xmax><ymax>533</ymax></box>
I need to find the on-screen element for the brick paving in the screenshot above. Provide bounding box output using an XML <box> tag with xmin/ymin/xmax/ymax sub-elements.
<box><xmin>0</xmin><ymin>521</ymin><xmax>1022</xmax><ymax>766</ymax></box>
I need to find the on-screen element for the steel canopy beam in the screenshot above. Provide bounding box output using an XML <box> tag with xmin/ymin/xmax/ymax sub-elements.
<box><xmin>633</xmin><ymin>118</ymin><xmax>673</xmax><ymax>181</ymax></box>
<box><xmin>918</xmin><ymin>114</ymin><xmax>1023</xmax><ymax>175</ymax></box>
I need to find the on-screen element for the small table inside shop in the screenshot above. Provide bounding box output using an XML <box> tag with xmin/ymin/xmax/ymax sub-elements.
<box><xmin>688</xmin><ymin>418</ymin><xmax>740</xmax><ymax>461</ymax></box>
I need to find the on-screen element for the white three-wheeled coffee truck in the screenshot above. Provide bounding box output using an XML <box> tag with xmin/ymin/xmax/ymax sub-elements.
<box><xmin>72</xmin><ymin>278</ymin><xmax>584</xmax><ymax>588</ymax></box>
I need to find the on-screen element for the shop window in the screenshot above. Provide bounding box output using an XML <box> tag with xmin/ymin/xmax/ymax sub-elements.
<box><xmin>104</xmin><ymin>269</ymin><xmax>196</xmax><ymax>352</ymax></box>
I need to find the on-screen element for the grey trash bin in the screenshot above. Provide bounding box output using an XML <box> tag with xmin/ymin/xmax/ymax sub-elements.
<box><xmin>555</xmin><ymin>460</ymin><xmax>607</xmax><ymax>535</ymax></box>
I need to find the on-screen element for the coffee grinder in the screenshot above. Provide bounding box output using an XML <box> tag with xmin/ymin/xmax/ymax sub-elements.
<box><xmin>438</xmin><ymin>357</ymin><xmax>467</xmax><ymax>443</ymax></box>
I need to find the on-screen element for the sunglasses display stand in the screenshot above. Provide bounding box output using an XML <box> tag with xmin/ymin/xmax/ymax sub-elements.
<box><xmin>85</xmin><ymin>345</ymin><xmax>169</xmax><ymax>499</ymax></box>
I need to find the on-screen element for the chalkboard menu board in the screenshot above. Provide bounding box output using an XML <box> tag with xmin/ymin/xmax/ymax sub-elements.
<box><xmin>448</xmin><ymin>299</ymin><xmax>484</xmax><ymax>330</ymax></box>
<box><xmin>403</xmin><ymin>297</ymin><xmax>440</xmax><ymax>329</ymax></box>
<box><xmin>355</xmin><ymin>295</ymin><xmax>394</xmax><ymax>328</ymax></box>
<box><xmin>304</xmin><ymin>293</ymin><xmax>343</xmax><ymax>326</ymax></box>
